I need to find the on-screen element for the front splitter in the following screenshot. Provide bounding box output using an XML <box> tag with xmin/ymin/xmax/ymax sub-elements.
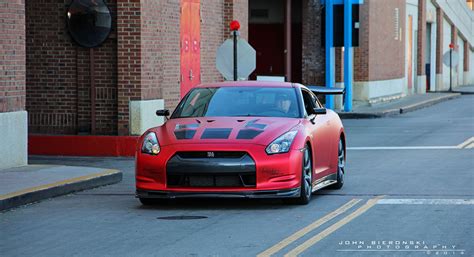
<box><xmin>136</xmin><ymin>188</ymin><xmax>300</xmax><ymax>199</ymax></box>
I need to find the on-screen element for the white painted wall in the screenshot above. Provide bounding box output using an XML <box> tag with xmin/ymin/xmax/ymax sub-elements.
<box><xmin>0</xmin><ymin>111</ymin><xmax>27</xmax><ymax>170</ymax></box>
<box><xmin>435</xmin><ymin>0</ymin><xmax>474</xmax><ymax>47</ymax></box>
<box><xmin>405</xmin><ymin>1</ymin><xmax>419</xmax><ymax>95</ymax></box>
<box><xmin>470</xmin><ymin>49</ymin><xmax>474</xmax><ymax>84</ymax></box>
<box><xmin>442</xmin><ymin>17</ymin><xmax>452</xmax><ymax>90</ymax></box>
<box><xmin>353</xmin><ymin>78</ymin><xmax>405</xmax><ymax>104</ymax></box>
<box><xmin>130</xmin><ymin>99</ymin><xmax>165</xmax><ymax>136</ymax></box>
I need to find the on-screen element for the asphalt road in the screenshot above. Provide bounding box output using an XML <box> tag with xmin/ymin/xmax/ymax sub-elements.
<box><xmin>1</xmin><ymin>95</ymin><xmax>473</xmax><ymax>257</ymax></box>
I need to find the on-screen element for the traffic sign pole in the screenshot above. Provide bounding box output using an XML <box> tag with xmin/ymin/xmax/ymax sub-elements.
<box><xmin>343</xmin><ymin>0</ymin><xmax>353</xmax><ymax>112</ymax></box>
<box><xmin>450</xmin><ymin>48</ymin><xmax>452</xmax><ymax>92</ymax></box>
<box><xmin>449</xmin><ymin>43</ymin><xmax>454</xmax><ymax>92</ymax></box>
<box><xmin>233</xmin><ymin>30</ymin><xmax>238</xmax><ymax>81</ymax></box>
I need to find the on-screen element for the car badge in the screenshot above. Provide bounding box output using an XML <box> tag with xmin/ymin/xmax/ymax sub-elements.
<box><xmin>207</xmin><ymin>152</ymin><xmax>215</xmax><ymax>158</ymax></box>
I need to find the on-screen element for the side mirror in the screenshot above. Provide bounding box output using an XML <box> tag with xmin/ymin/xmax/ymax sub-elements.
<box><xmin>156</xmin><ymin>109</ymin><xmax>170</xmax><ymax>117</ymax></box>
<box><xmin>311</xmin><ymin>108</ymin><xmax>327</xmax><ymax>115</ymax></box>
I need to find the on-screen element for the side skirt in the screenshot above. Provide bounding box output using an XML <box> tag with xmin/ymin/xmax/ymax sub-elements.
<box><xmin>312</xmin><ymin>173</ymin><xmax>337</xmax><ymax>192</ymax></box>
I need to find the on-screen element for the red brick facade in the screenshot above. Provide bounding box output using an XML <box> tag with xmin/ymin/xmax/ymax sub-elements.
<box><xmin>417</xmin><ymin>0</ymin><xmax>426</xmax><ymax>76</ymax></box>
<box><xmin>436</xmin><ymin>7</ymin><xmax>443</xmax><ymax>75</ymax></box>
<box><xmin>24</xmin><ymin>0</ymin><xmax>247</xmax><ymax>136</ymax></box>
<box><xmin>26</xmin><ymin>0</ymin><xmax>117</xmax><ymax>134</ymax></box>
<box><xmin>302</xmin><ymin>0</ymin><xmax>405</xmax><ymax>85</ymax></box>
<box><xmin>0</xmin><ymin>0</ymin><xmax>26</xmax><ymax>113</ymax></box>
<box><xmin>363</xmin><ymin>0</ymin><xmax>405</xmax><ymax>81</ymax></box>
<box><xmin>301</xmin><ymin>0</ymin><xmax>325</xmax><ymax>85</ymax></box>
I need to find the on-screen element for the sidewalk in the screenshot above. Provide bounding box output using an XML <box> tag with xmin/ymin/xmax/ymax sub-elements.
<box><xmin>338</xmin><ymin>92</ymin><xmax>461</xmax><ymax>119</ymax></box>
<box><xmin>0</xmin><ymin>164</ymin><xmax>122</xmax><ymax>211</ymax></box>
<box><xmin>453</xmin><ymin>85</ymin><xmax>474</xmax><ymax>95</ymax></box>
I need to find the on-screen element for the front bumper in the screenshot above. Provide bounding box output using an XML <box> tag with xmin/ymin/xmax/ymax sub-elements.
<box><xmin>136</xmin><ymin>188</ymin><xmax>300</xmax><ymax>199</ymax></box>
<box><xmin>136</xmin><ymin>143</ymin><xmax>304</xmax><ymax>195</ymax></box>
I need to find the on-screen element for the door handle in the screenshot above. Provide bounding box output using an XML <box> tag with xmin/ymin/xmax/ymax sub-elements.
<box><xmin>189</xmin><ymin>69</ymin><xmax>194</xmax><ymax>81</ymax></box>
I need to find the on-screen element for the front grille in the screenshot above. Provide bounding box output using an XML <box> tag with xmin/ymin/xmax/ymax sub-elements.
<box><xmin>166</xmin><ymin>151</ymin><xmax>256</xmax><ymax>188</ymax></box>
<box><xmin>167</xmin><ymin>174</ymin><xmax>256</xmax><ymax>187</ymax></box>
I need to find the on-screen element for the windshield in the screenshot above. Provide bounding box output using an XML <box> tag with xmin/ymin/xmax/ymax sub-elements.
<box><xmin>172</xmin><ymin>87</ymin><xmax>300</xmax><ymax>118</ymax></box>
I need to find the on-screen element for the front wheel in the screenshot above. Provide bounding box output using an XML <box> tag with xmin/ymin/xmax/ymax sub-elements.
<box><xmin>330</xmin><ymin>139</ymin><xmax>345</xmax><ymax>190</ymax></box>
<box><xmin>288</xmin><ymin>146</ymin><xmax>312</xmax><ymax>205</ymax></box>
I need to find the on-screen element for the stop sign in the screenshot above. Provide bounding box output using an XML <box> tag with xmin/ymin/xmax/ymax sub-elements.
<box><xmin>216</xmin><ymin>38</ymin><xmax>256</xmax><ymax>80</ymax></box>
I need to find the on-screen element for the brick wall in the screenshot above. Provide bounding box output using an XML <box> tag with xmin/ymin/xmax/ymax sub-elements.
<box><xmin>224</xmin><ymin>0</ymin><xmax>248</xmax><ymax>40</ymax></box>
<box><xmin>201</xmin><ymin>0</ymin><xmax>225</xmax><ymax>84</ymax></box>
<box><xmin>451</xmin><ymin>25</ymin><xmax>458</xmax><ymax>74</ymax></box>
<box><xmin>24</xmin><ymin>0</ymin><xmax>246</xmax><ymax>136</ymax></box>
<box><xmin>117</xmin><ymin>0</ymin><xmax>140</xmax><ymax>135</ymax></box>
<box><xmin>417</xmin><ymin>0</ymin><xmax>426</xmax><ymax>76</ymax></box>
<box><xmin>365</xmin><ymin>0</ymin><xmax>405</xmax><ymax>81</ymax></box>
<box><xmin>0</xmin><ymin>0</ymin><xmax>26</xmax><ymax>113</ymax></box>
<box><xmin>436</xmin><ymin>7</ymin><xmax>443</xmax><ymax>74</ymax></box>
<box><xmin>335</xmin><ymin>48</ymin><xmax>344</xmax><ymax>83</ymax></box>
<box><xmin>354</xmin><ymin>0</ymin><xmax>370</xmax><ymax>82</ymax></box>
<box><xmin>150</xmin><ymin>1</ymin><xmax>180</xmax><ymax>111</ymax></box>
<box><xmin>26</xmin><ymin>0</ymin><xmax>117</xmax><ymax>134</ymax></box>
<box><xmin>301</xmin><ymin>0</ymin><xmax>325</xmax><ymax>85</ymax></box>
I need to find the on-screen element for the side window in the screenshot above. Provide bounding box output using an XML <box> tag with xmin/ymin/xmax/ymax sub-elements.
<box><xmin>310</xmin><ymin>92</ymin><xmax>322</xmax><ymax>108</ymax></box>
<box><xmin>301</xmin><ymin>90</ymin><xmax>316</xmax><ymax>115</ymax></box>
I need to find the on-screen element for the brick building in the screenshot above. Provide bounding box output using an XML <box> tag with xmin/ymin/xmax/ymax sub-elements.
<box><xmin>1</xmin><ymin>0</ymin><xmax>473</xmax><ymax>168</ymax></box>
<box><xmin>0</xmin><ymin>0</ymin><xmax>27</xmax><ymax>169</ymax></box>
<box><xmin>247</xmin><ymin>0</ymin><xmax>473</xmax><ymax>106</ymax></box>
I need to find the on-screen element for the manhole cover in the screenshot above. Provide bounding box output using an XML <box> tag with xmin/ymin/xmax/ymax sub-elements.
<box><xmin>157</xmin><ymin>216</ymin><xmax>208</xmax><ymax>220</ymax></box>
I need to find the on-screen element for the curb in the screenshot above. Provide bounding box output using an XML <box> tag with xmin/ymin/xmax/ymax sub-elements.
<box><xmin>338</xmin><ymin>93</ymin><xmax>461</xmax><ymax>119</ymax></box>
<box><xmin>452</xmin><ymin>91</ymin><xmax>474</xmax><ymax>95</ymax></box>
<box><xmin>399</xmin><ymin>93</ymin><xmax>460</xmax><ymax>114</ymax></box>
<box><xmin>0</xmin><ymin>169</ymin><xmax>122</xmax><ymax>211</ymax></box>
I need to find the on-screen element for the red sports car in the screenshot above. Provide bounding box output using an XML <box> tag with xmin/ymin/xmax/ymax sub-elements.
<box><xmin>136</xmin><ymin>81</ymin><xmax>346</xmax><ymax>205</ymax></box>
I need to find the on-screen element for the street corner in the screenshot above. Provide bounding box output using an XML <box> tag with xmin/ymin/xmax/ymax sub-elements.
<box><xmin>0</xmin><ymin>166</ymin><xmax>122</xmax><ymax>211</ymax></box>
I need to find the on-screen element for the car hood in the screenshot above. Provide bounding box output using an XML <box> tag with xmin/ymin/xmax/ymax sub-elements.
<box><xmin>151</xmin><ymin>117</ymin><xmax>301</xmax><ymax>146</ymax></box>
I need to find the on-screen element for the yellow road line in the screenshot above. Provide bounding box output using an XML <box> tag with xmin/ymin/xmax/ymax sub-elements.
<box><xmin>465</xmin><ymin>142</ymin><xmax>474</xmax><ymax>149</ymax></box>
<box><xmin>0</xmin><ymin>169</ymin><xmax>120</xmax><ymax>201</ymax></box>
<box><xmin>457</xmin><ymin>137</ymin><xmax>474</xmax><ymax>149</ymax></box>
<box><xmin>284</xmin><ymin>195</ymin><xmax>385</xmax><ymax>257</ymax></box>
<box><xmin>257</xmin><ymin>199</ymin><xmax>362</xmax><ymax>257</ymax></box>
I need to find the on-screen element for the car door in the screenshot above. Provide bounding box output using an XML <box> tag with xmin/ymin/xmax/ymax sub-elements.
<box><xmin>300</xmin><ymin>89</ymin><xmax>332</xmax><ymax>180</ymax></box>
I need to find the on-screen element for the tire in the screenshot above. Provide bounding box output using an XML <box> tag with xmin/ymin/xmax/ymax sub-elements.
<box><xmin>288</xmin><ymin>145</ymin><xmax>312</xmax><ymax>205</ymax></box>
<box><xmin>330</xmin><ymin>138</ymin><xmax>345</xmax><ymax>190</ymax></box>
<box><xmin>139</xmin><ymin>198</ymin><xmax>159</xmax><ymax>206</ymax></box>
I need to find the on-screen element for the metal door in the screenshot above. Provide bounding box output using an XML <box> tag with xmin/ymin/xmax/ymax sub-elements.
<box><xmin>180</xmin><ymin>0</ymin><xmax>201</xmax><ymax>97</ymax></box>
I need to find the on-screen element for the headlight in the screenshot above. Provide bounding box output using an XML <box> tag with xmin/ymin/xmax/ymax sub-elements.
<box><xmin>266</xmin><ymin>130</ymin><xmax>298</xmax><ymax>154</ymax></box>
<box><xmin>141</xmin><ymin>132</ymin><xmax>160</xmax><ymax>155</ymax></box>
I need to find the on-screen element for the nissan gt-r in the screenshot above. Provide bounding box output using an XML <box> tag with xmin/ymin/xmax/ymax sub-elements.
<box><xmin>136</xmin><ymin>81</ymin><xmax>346</xmax><ymax>205</ymax></box>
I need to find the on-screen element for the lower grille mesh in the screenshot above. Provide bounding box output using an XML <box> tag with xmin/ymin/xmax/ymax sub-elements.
<box><xmin>166</xmin><ymin>151</ymin><xmax>256</xmax><ymax>188</ymax></box>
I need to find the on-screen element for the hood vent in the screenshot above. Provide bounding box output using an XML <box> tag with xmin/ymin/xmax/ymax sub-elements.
<box><xmin>201</xmin><ymin>128</ymin><xmax>232</xmax><ymax>139</ymax></box>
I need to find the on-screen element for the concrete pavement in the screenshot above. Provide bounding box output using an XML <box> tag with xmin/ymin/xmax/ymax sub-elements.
<box><xmin>453</xmin><ymin>84</ymin><xmax>474</xmax><ymax>95</ymax></box>
<box><xmin>1</xmin><ymin>95</ymin><xmax>472</xmax><ymax>257</ymax></box>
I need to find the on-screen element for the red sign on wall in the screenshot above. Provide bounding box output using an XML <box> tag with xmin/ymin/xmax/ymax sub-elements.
<box><xmin>180</xmin><ymin>0</ymin><xmax>201</xmax><ymax>97</ymax></box>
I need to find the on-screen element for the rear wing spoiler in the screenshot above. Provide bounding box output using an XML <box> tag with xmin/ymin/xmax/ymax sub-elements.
<box><xmin>307</xmin><ymin>86</ymin><xmax>345</xmax><ymax>95</ymax></box>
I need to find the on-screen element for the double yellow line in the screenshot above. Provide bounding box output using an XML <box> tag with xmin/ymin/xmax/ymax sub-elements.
<box><xmin>258</xmin><ymin>195</ymin><xmax>385</xmax><ymax>257</ymax></box>
<box><xmin>457</xmin><ymin>137</ymin><xmax>474</xmax><ymax>149</ymax></box>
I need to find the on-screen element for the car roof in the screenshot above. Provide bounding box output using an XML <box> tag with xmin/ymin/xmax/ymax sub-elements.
<box><xmin>197</xmin><ymin>81</ymin><xmax>300</xmax><ymax>88</ymax></box>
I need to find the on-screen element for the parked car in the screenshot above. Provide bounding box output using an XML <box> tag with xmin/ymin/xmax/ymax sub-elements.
<box><xmin>136</xmin><ymin>81</ymin><xmax>345</xmax><ymax>205</ymax></box>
